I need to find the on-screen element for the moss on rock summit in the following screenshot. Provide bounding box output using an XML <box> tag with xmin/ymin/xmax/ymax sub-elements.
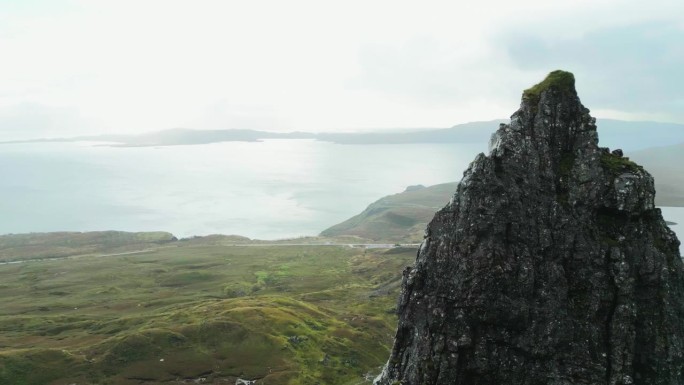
<box><xmin>523</xmin><ymin>70</ymin><xmax>576</xmax><ymax>103</ymax></box>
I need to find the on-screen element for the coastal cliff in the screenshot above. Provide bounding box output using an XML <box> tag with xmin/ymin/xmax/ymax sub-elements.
<box><xmin>375</xmin><ymin>71</ymin><xmax>684</xmax><ymax>385</ymax></box>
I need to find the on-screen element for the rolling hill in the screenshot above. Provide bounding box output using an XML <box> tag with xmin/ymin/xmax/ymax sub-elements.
<box><xmin>320</xmin><ymin>183</ymin><xmax>457</xmax><ymax>242</ymax></box>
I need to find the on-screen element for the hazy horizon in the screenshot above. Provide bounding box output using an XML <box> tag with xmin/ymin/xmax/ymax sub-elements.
<box><xmin>0</xmin><ymin>140</ymin><xmax>485</xmax><ymax>239</ymax></box>
<box><xmin>1</xmin><ymin>1</ymin><xmax>683</xmax><ymax>141</ymax></box>
<box><xmin>5</xmin><ymin>117</ymin><xmax>684</xmax><ymax>144</ymax></box>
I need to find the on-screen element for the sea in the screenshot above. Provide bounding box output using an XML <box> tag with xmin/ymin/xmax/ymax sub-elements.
<box><xmin>1</xmin><ymin>140</ymin><xmax>682</xmax><ymax>252</ymax></box>
<box><xmin>0</xmin><ymin>140</ymin><xmax>483</xmax><ymax>239</ymax></box>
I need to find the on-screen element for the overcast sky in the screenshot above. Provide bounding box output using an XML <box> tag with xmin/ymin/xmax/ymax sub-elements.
<box><xmin>0</xmin><ymin>0</ymin><xmax>682</xmax><ymax>140</ymax></box>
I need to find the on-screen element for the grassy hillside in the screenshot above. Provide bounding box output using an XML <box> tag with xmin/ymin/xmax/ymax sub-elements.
<box><xmin>320</xmin><ymin>183</ymin><xmax>457</xmax><ymax>242</ymax></box>
<box><xmin>0</xmin><ymin>239</ymin><xmax>416</xmax><ymax>385</ymax></box>
<box><xmin>0</xmin><ymin>231</ymin><xmax>177</xmax><ymax>263</ymax></box>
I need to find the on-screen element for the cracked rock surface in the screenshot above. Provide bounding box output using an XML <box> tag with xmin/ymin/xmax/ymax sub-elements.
<box><xmin>374</xmin><ymin>71</ymin><xmax>684</xmax><ymax>385</ymax></box>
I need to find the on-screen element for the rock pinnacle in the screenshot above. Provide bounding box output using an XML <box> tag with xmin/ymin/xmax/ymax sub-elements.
<box><xmin>374</xmin><ymin>71</ymin><xmax>684</xmax><ymax>385</ymax></box>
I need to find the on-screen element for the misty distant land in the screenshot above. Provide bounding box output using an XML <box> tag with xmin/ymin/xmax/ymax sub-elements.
<box><xmin>4</xmin><ymin>118</ymin><xmax>684</xmax><ymax>151</ymax></box>
<box><xmin>2</xmin><ymin>183</ymin><xmax>682</xmax><ymax>262</ymax></box>
<box><xmin>2</xmin><ymin>118</ymin><xmax>683</xmax><ymax>243</ymax></box>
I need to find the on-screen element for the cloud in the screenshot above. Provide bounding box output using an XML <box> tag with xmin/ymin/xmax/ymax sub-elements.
<box><xmin>351</xmin><ymin>38</ymin><xmax>496</xmax><ymax>106</ymax></box>
<box><xmin>189</xmin><ymin>101</ymin><xmax>292</xmax><ymax>131</ymax></box>
<box><xmin>0</xmin><ymin>0</ymin><xmax>683</xmax><ymax>136</ymax></box>
<box><xmin>501</xmin><ymin>22</ymin><xmax>684</xmax><ymax>122</ymax></box>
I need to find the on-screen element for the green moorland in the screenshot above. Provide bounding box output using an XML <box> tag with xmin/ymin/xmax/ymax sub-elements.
<box><xmin>0</xmin><ymin>231</ymin><xmax>177</xmax><ymax>263</ymax></box>
<box><xmin>0</xmin><ymin>238</ymin><xmax>417</xmax><ymax>385</ymax></box>
<box><xmin>320</xmin><ymin>183</ymin><xmax>457</xmax><ymax>242</ymax></box>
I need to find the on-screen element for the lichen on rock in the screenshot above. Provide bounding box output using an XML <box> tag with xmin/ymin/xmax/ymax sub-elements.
<box><xmin>375</xmin><ymin>71</ymin><xmax>684</xmax><ymax>385</ymax></box>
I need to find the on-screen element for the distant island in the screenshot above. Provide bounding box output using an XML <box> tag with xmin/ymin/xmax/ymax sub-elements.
<box><xmin>3</xmin><ymin>119</ymin><xmax>684</xmax><ymax>151</ymax></box>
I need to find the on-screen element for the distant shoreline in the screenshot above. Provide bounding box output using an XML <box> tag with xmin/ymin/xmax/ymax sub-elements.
<box><xmin>4</xmin><ymin>118</ymin><xmax>683</xmax><ymax>149</ymax></box>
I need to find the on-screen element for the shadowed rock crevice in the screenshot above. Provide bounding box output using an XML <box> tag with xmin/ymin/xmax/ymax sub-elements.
<box><xmin>375</xmin><ymin>70</ymin><xmax>684</xmax><ymax>385</ymax></box>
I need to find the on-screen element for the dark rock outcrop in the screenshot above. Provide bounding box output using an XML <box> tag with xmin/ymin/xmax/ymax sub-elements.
<box><xmin>375</xmin><ymin>71</ymin><xmax>684</xmax><ymax>385</ymax></box>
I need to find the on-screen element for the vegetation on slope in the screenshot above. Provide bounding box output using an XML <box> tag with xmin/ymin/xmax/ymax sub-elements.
<box><xmin>0</xmin><ymin>231</ymin><xmax>176</xmax><ymax>262</ymax></box>
<box><xmin>0</xmin><ymin>240</ymin><xmax>416</xmax><ymax>385</ymax></box>
<box><xmin>522</xmin><ymin>70</ymin><xmax>576</xmax><ymax>104</ymax></box>
<box><xmin>599</xmin><ymin>152</ymin><xmax>643</xmax><ymax>175</ymax></box>
<box><xmin>320</xmin><ymin>183</ymin><xmax>457</xmax><ymax>242</ymax></box>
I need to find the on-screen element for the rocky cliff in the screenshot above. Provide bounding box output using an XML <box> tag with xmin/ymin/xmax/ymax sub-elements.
<box><xmin>374</xmin><ymin>71</ymin><xmax>684</xmax><ymax>385</ymax></box>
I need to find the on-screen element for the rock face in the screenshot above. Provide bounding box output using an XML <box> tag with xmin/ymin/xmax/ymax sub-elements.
<box><xmin>374</xmin><ymin>71</ymin><xmax>684</xmax><ymax>385</ymax></box>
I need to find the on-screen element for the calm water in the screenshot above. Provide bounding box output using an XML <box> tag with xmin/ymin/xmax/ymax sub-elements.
<box><xmin>0</xmin><ymin>140</ymin><xmax>484</xmax><ymax>239</ymax></box>
<box><xmin>1</xmin><ymin>140</ymin><xmax>682</xmax><ymax>249</ymax></box>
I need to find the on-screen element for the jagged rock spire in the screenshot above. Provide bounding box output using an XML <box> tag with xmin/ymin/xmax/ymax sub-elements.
<box><xmin>375</xmin><ymin>71</ymin><xmax>684</xmax><ymax>385</ymax></box>
<box><xmin>491</xmin><ymin>70</ymin><xmax>595</xmax><ymax>160</ymax></box>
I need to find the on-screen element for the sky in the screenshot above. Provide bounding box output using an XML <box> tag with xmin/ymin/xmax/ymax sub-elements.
<box><xmin>0</xmin><ymin>0</ymin><xmax>682</xmax><ymax>140</ymax></box>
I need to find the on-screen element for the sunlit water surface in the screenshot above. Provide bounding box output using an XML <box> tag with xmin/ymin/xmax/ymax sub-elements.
<box><xmin>0</xmin><ymin>140</ymin><xmax>483</xmax><ymax>239</ymax></box>
<box><xmin>1</xmin><ymin>140</ymin><xmax>682</xmax><ymax>250</ymax></box>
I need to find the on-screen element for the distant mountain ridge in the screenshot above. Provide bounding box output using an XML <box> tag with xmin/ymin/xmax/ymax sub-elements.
<box><xmin>0</xmin><ymin>231</ymin><xmax>176</xmax><ymax>262</ymax></box>
<box><xmin>4</xmin><ymin>119</ymin><xmax>683</xmax><ymax>151</ymax></box>
<box><xmin>631</xmin><ymin>142</ymin><xmax>684</xmax><ymax>207</ymax></box>
<box><xmin>594</xmin><ymin>119</ymin><xmax>684</xmax><ymax>151</ymax></box>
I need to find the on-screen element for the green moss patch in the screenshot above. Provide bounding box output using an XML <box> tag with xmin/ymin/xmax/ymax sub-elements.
<box><xmin>600</xmin><ymin>152</ymin><xmax>643</xmax><ymax>175</ymax></box>
<box><xmin>523</xmin><ymin>70</ymin><xmax>576</xmax><ymax>104</ymax></box>
<box><xmin>0</xmin><ymin>349</ymin><xmax>85</xmax><ymax>385</ymax></box>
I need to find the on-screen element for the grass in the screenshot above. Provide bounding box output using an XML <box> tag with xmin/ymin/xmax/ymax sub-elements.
<box><xmin>321</xmin><ymin>182</ymin><xmax>456</xmax><ymax>242</ymax></box>
<box><xmin>600</xmin><ymin>152</ymin><xmax>644</xmax><ymax>175</ymax></box>
<box><xmin>522</xmin><ymin>70</ymin><xmax>576</xmax><ymax>105</ymax></box>
<box><xmin>0</xmin><ymin>240</ymin><xmax>416</xmax><ymax>385</ymax></box>
<box><xmin>0</xmin><ymin>231</ymin><xmax>177</xmax><ymax>262</ymax></box>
